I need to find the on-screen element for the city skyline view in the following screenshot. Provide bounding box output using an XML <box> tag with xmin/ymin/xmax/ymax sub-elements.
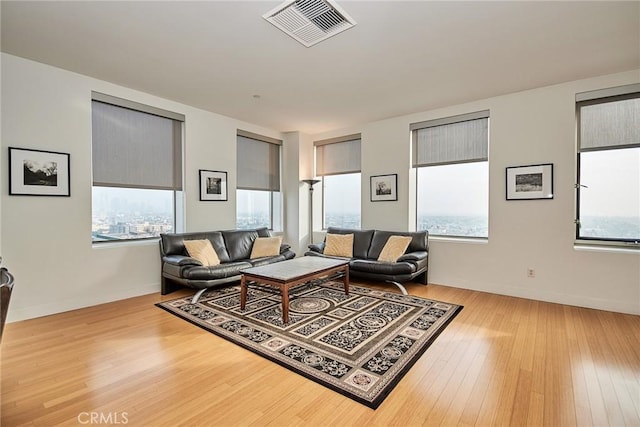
<box><xmin>92</xmin><ymin>154</ymin><xmax>639</xmax><ymax>244</ymax></box>
<box><xmin>92</xmin><ymin>187</ymin><xmax>174</xmax><ymax>241</ymax></box>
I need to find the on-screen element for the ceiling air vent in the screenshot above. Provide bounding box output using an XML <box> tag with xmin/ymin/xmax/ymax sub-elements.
<box><xmin>263</xmin><ymin>0</ymin><xmax>357</xmax><ymax>48</ymax></box>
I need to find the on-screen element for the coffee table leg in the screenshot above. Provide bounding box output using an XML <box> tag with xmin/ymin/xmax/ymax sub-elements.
<box><xmin>343</xmin><ymin>266</ymin><xmax>349</xmax><ymax>295</ymax></box>
<box><xmin>282</xmin><ymin>284</ymin><xmax>290</xmax><ymax>324</ymax></box>
<box><xmin>240</xmin><ymin>275</ymin><xmax>247</xmax><ymax>310</ymax></box>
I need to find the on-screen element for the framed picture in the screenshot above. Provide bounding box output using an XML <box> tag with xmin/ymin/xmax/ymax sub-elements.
<box><xmin>9</xmin><ymin>147</ymin><xmax>70</xmax><ymax>196</ymax></box>
<box><xmin>370</xmin><ymin>173</ymin><xmax>398</xmax><ymax>202</ymax></box>
<box><xmin>199</xmin><ymin>169</ymin><xmax>227</xmax><ymax>201</ymax></box>
<box><xmin>506</xmin><ymin>163</ymin><xmax>553</xmax><ymax>200</ymax></box>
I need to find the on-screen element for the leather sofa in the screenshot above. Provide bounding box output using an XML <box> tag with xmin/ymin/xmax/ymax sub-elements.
<box><xmin>160</xmin><ymin>228</ymin><xmax>295</xmax><ymax>302</ymax></box>
<box><xmin>305</xmin><ymin>227</ymin><xmax>429</xmax><ymax>295</ymax></box>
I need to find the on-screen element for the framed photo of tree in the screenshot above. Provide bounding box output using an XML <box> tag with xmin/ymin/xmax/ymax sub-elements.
<box><xmin>9</xmin><ymin>147</ymin><xmax>70</xmax><ymax>196</ymax></box>
<box><xmin>370</xmin><ymin>173</ymin><xmax>398</xmax><ymax>202</ymax></box>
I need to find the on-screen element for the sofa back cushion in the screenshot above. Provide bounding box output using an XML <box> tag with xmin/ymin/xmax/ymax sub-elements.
<box><xmin>367</xmin><ymin>230</ymin><xmax>428</xmax><ymax>260</ymax></box>
<box><xmin>325</xmin><ymin>227</ymin><xmax>374</xmax><ymax>259</ymax></box>
<box><xmin>223</xmin><ymin>229</ymin><xmax>263</xmax><ymax>261</ymax></box>
<box><xmin>161</xmin><ymin>231</ymin><xmax>230</xmax><ymax>263</ymax></box>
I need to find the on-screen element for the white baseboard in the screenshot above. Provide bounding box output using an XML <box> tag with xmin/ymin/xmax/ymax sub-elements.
<box><xmin>434</xmin><ymin>280</ymin><xmax>640</xmax><ymax>315</ymax></box>
<box><xmin>6</xmin><ymin>283</ymin><xmax>160</xmax><ymax>323</ymax></box>
<box><xmin>8</xmin><ymin>279</ymin><xmax>638</xmax><ymax>323</ymax></box>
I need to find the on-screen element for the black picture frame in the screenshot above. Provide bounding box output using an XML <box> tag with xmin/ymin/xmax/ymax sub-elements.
<box><xmin>9</xmin><ymin>147</ymin><xmax>71</xmax><ymax>196</ymax></box>
<box><xmin>370</xmin><ymin>173</ymin><xmax>398</xmax><ymax>202</ymax></box>
<box><xmin>506</xmin><ymin>163</ymin><xmax>553</xmax><ymax>200</ymax></box>
<box><xmin>199</xmin><ymin>169</ymin><xmax>228</xmax><ymax>201</ymax></box>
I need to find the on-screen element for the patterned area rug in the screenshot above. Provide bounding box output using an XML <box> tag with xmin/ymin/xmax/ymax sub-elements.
<box><xmin>156</xmin><ymin>281</ymin><xmax>463</xmax><ymax>409</ymax></box>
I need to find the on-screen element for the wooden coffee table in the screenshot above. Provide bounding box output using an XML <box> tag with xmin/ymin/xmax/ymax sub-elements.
<box><xmin>240</xmin><ymin>257</ymin><xmax>349</xmax><ymax>324</ymax></box>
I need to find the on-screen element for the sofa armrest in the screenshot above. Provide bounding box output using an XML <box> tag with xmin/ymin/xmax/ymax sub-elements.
<box><xmin>162</xmin><ymin>255</ymin><xmax>202</xmax><ymax>267</ymax></box>
<box><xmin>397</xmin><ymin>251</ymin><xmax>428</xmax><ymax>262</ymax></box>
<box><xmin>279</xmin><ymin>243</ymin><xmax>292</xmax><ymax>254</ymax></box>
<box><xmin>307</xmin><ymin>242</ymin><xmax>325</xmax><ymax>253</ymax></box>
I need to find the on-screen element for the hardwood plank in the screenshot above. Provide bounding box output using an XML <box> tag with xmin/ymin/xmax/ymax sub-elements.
<box><xmin>1</xmin><ymin>282</ymin><xmax>639</xmax><ymax>426</ymax></box>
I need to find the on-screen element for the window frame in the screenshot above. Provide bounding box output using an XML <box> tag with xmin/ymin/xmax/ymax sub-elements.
<box><xmin>320</xmin><ymin>172</ymin><xmax>362</xmax><ymax>230</ymax></box>
<box><xmin>314</xmin><ymin>134</ymin><xmax>362</xmax><ymax>230</ymax></box>
<box><xmin>91</xmin><ymin>92</ymin><xmax>184</xmax><ymax>244</ymax></box>
<box><xmin>412</xmin><ymin>110</ymin><xmax>490</xmax><ymax>239</ymax></box>
<box><xmin>236</xmin><ymin>130</ymin><xmax>283</xmax><ymax>231</ymax></box>
<box><xmin>575</xmin><ymin>86</ymin><xmax>640</xmax><ymax>247</ymax></box>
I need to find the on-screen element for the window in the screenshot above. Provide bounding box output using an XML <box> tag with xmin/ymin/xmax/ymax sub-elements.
<box><xmin>236</xmin><ymin>131</ymin><xmax>282</xmax><ymax>231</ymax></box>
<box><xmin>315</xmin><ymin>135</ymin><xmax>361</xmax><ymax>229</ymax></box>
<box><xmin>91</xmin><ymin>93</ymin><xmax>183</xmax><ymax>242</ymax></box>
<box><xmin>412</xmin><ymin>111</ymin><xmax>489</xmax><ymax>238</ymax></box>
<box><xmin>576</xmin><ymin>85</ymin><xmax>640</xmax><ymax>245</ymax></box>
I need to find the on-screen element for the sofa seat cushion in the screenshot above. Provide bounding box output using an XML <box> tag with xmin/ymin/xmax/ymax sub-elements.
<box><xmin>350</xmin><ymin>259</ymin><xmax>416</xmax><ymax>275</ymax></box>
<box><xmin>248</xmin><ymin>254</ymin><xmax>287</xmax><ymax>267</ymax></box>
<box><xmin>181</xmin><ymin>261</ymin><xmax>252</xmax><ymax>280</ymax></box>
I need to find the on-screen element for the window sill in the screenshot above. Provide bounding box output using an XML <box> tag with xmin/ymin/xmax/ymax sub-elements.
<box><xmin>92</xmin><ymin>238</ymin><xmax>159</xmax><ymax>249</ymax></box>
<box><xmin>574</xmin><ymin>241</ymin><xmax>640</xmax><ymax>254</ymax></box>
<box><xmin>430</xmin><ymin>236</ymin><xmax>488</xmax><ymax>244</ymax></box>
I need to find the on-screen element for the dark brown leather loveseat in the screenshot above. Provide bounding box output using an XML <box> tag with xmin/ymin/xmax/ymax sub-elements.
<box><xmin>160</xmin><ymin>228</ymin><xmax>295</xmax><ymax>302</ymax></box>
<box><xmin>304</xmin><ymin>227</ymin><xmax>429</xmax><ymax>295</ymax></box>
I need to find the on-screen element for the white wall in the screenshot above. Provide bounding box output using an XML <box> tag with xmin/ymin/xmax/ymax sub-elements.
<box><xmin>2</xmin><ymin>53</ymin><xmax>638</xmax><ymax>320</ymax></box>
<box><xmin>1</xmin><ymin>54</ymin><xmax>282</xmax><ymax>322</ymax></box>
<box><xmin>312</xmin><ymin>70</ymin><xmax>640</xmax><ymax>315</ymax></box>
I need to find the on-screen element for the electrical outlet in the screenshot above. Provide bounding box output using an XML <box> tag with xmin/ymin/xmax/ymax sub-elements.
<box><xmin>527</xmin><ymin>268</ymin><xmax>535</xmax><ymax>278</ymax></box>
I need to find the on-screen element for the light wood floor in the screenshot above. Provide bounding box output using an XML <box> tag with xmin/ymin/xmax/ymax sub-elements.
<box><xmin>2</xmin><ymin>281</ymin><xmax>639</xmax><ymax>426</ymax></box>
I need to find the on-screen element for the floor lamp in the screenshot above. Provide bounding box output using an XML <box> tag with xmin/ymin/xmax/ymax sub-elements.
<box><xmin>302</xmin><ymin>179</ymin><xmax>320</xmax><ymax>244</ymax></box>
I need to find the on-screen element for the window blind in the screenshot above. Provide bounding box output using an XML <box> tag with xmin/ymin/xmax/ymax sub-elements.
<box><xmin>236</xmin><ymin>133</ymin><xmax>281</xmax><ymax>192</ymax></box>
<box><xmin>315</xmin><ymin>134</ymin><xmax>361</xmax><ymax>176</ymax></box>
<box><xmin>578</xmin><ymin>93</ymin><xmax>640</xmax><ymax>152</ymax></box>
<box><xmin>92</xmin><ymin>99</ymin><xmax>183</xmax><ymax>190</ymax></box>
<box><xmin>411</xmin><ymin>110</ymin><xmax>489</xmax><ymax>167</ymax></box>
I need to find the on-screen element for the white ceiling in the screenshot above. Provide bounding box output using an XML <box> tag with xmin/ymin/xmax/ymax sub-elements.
<box><xmin>2</xmin><ymin>1</ymin><xmax>639</xmax><ymax>134</ymax></box>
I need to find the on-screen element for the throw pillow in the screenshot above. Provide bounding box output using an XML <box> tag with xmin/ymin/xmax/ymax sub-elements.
<box><xmin>184</xmin><ymin>239</ymin><xmax>221</xmax><ymax>266</ymax></box>
<box><xmin>324</xmin><ymin>233</ymin><xmax>354</xmax><ymax>258</ymax></box>
<box><xmin>250</xmin><ymin>236</ymin><xmax>283</xmax><ymax>259</ymax></box>
<box><xmin>378</xmin><ymin>235</ymin><xmax>413</xmax><ymax>263</ymax></box>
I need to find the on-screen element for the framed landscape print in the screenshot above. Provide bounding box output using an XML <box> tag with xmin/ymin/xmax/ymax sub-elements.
<box><xmin>370</xmin><ymin>173</ymin><xmax>398</xmax><ymax>202</ymax></box>
<box><xmin>506</xmin><ymin>163</ymin><xmax>553</xmax><ymax>200</ymax></box>
<box><xmin>199</xmin><ymin>169</ymin><xmax>227</xmax><ymax>201</ymax></box>
<box><xmin>9</xmin><ymin>147</ymin><xmax>70</xmax><ymax>196</ymax></box>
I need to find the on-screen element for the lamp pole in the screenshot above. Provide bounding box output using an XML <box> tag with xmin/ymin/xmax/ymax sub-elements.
<box><xmin>302</xmin><ymin>179</ymin><xmax>321</xmax><ymax>244</ymax></box>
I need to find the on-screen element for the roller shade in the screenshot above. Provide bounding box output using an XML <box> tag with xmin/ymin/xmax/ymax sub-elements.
<box><xmin>92</xmin><ymin>99</ymin><xmax>183</xmax><ymax>190</ymax></box>
<box><xmin>578</xmin><ymin>93</ymin><xmax>640</xmax><ymax>152</ymax></box>
<box><xmin>412</xmin><ymin>110</ymin><xmax>489</xmax><ymax>167</ymax></box>
<box><xmin>315</xmin><ymin>135</ymin><xmax>361</xmax><ymax>176</ymax></box>
<box><xmin>237</xmin><ymin>134</ymin><xmax>281</xmax><ymax>192</ymax></box>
